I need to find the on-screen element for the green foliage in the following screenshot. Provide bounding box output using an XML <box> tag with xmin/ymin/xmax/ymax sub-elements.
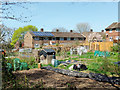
<box><xmin>111</xmin><ymin>44</ymin><xmax>120</xmax><ymax>52</ymax></box>
<box><xmin>11</xmin><ymin>25</ymin><xmax>38</xmax><ymax>46</ymax></box>
<box><xmin>56</xmin><ymin>43</ymin><xmax>59</xmax><ymax>46</ymax></box>
<box><xmin>88</xmin><ymin>57</ymin><xmax>120</xmax><ymax>76</ymax></box>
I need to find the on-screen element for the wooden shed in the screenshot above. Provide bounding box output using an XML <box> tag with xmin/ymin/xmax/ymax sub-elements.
<box><xmin>39</xmin><ymin>49</ymin><xmax>56</xmax><ymax>64</ymax></box>
<box><xmin>90</xmin><ymin>41</ymin><xmax>113</xmax><ymax>52</ymax></box>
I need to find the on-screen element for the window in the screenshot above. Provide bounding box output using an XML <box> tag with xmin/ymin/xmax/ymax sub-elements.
<box><xmin>56</xmin><ymin>37</ymin><xmax>60</xmax><ymax>40</ymax></box>
<box><xmin>64</xmin><ymin>37</ymin><xmax>67</xmax><ymax>40</ymax></box>
<box><xmin>74</xmin><ymin>38</ymin><xmax>78</xmax><ymax>40</ymax></box>
<box><xmin>71</xmin><ymin>38</ymin><xmax>74</xmax><ymax>40</ymax></box>
<box><xmin>60</xmin><ymin>37</ymin><xmax>64</xmax><ymax>41</ymax></box>
<box><xmin>109</xmin><ymin>29</ymin><xmax>112</xmax><ymax>33</ymax></box>
<box><xmin>34</xmin><ymin>37</ymin><xmax>39</xmax><ymax>40</ymax></box>
<box><xmin>44</xmin><ymin>37</ymin><xmax>48</xmax><ymax>40</ymax></box>
<box><xmin>52</xmin><ymin>38</ymin><xmax>56</xmax><ymax>40</ymax></box>
<box><xmin>67</xmin><ymin>37</ymin><xmax>70</xmax><ymax>40</ymax></box>
<box><xmin>48</xmin><ymin>37</ymin><xmax>52</xmax><ymax>40</ymax></box>
<box><xmin>39</xmin><ymin>37</ymin><xmax>43</xmax><ymax>40</ymax></box>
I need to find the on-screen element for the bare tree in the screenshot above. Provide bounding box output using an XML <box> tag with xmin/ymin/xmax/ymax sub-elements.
<box><xmin>0</xmin><ymin>1</ymin><xmax>32</xmax><ymax>23</ymax></box>
<box><xmin>0</xmin><ymin>24</ymin><xmax>14</xmax><ymax>43</ymax></box>
<box><xmin>76</xmin><ymin>23</ymin><xmax>90</xmax><ymax>33</ymax></box>
<box><xmin>52</xmin><ymin>27</ymin><xmax>68</xmax><ymax>32</ymax></box>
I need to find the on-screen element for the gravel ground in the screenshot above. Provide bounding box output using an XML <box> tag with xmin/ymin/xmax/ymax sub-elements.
<box><xmin>13</xmin><ymin>68</ymin><xmax>120</xmax><ymax>89</ymax></box>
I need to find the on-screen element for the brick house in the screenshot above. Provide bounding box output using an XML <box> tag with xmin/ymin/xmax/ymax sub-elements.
<box><xmin>24</xmin><ymin>29</ymin><xmax>86</xmax><ymax>48</ymax></box>
<box><xmin>105</xmin><ymin>22</ymin><xmax>120</xmax><ymax>42</ymax></box>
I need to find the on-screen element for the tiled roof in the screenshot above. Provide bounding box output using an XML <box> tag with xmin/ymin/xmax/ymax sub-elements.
<box><xmin>51</xmin><ymin>32</ymin><xmax>84</xmax><ymax>38</ymax></box>
<box><xmin>29</xmin><ymin>31</ymin><xmax>85</xmax><ymax>38</ymax></box>
<box><xmin>105</xmin><ymin>22</ymin><xmax>120</xmax><ymax>30</ymax></box>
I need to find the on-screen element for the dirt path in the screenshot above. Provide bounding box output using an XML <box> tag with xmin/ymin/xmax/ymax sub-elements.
<box><xmin>13</xmin><ymin>69</ymin><xmax>120</xmax><ymax>89</ymax></box>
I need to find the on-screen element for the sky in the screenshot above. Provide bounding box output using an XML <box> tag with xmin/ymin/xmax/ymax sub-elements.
<box><xmin>2</xmin><ymin>2</ymin><xmax>118</xmax><ymax>32</ymax></box>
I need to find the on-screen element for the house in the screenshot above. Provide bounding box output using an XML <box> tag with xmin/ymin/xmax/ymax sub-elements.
<box><xmin>105</xmin><ymin>22</ymin><xmax>120</xmax><ymax>42</ymax></box>
<box><xmin>82</xmin><ymin>29</ymin><xmax>106</xmax><ymax>42</ymax></box>
<box><xmin>24</xmin><ymin>28</ymin><xmax>86</xmax><ymax>48</ymax></box>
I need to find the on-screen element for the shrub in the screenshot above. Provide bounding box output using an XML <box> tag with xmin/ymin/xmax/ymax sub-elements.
<box><xmin>111</xmin><ymin>44</ymin><xmax>120</xmax><ymax>52</ymax></box>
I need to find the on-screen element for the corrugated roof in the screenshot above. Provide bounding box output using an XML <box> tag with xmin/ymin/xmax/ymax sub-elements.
<box><xmin>31</xmin><ymin>31</ymin><xmax>54</xmax><ymax>37</ymax></box>
<box><xmin>51</xmin><ymin>32</ymin><xmax>84</xmax><ymax>38</ymax></box>
<box><xmin>105</xmin><ymin>22</ymin><xmax>120</xmax><ymax>30</ymax></box>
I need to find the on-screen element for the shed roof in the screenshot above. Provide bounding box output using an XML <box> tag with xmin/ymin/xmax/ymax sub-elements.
<box><xmin>105</xmin><ymin>22</ymin><xmax>120</xmax><ymax>30</ymax></box>
<box><xmin>43</xmin><ymin>49</ymin><xmax>55</xmax><ymax>53</ymax></box>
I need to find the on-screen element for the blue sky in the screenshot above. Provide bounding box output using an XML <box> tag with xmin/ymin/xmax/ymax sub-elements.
<box><xmin>3</xmin><ymin>2</ymin><xmax>118</xmax><ymax>32</ymax></box>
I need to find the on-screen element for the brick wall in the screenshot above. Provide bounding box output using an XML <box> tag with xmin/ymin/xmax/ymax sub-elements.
<box><xmin>24</xmin><ymin>32</ymin><xmax>86</xmax><ymax>48</ymax></box>
<box><xmin>106</xmin><ymin>30</ymin><xmax>120</xmax><ymax>41</ymax></box>
<box><xmin>24</xmin><ymin>32</ymin><xmax>33</xmax><ymax>48</ymax></box>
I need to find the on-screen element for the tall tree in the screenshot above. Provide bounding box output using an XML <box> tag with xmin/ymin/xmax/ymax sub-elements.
<box><xmin>0</xmin><ymin>24</ymin><xmax>14</xmax><ymax>44</ymax></box>
<box><xmin>76</xmin><ymin>23</ymin><xmax>90</xmax><ymax>33</ymax></box>
<box><xmin>11</xmin><ymin>25</ymin><xmax>38</xmax><ymax>46</ymax></box>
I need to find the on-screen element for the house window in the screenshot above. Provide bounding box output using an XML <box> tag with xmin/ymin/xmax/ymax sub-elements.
<box><xmin>109</xmin><ymin>29</ymin><xmax>112</xmax><ymax>33</ymax></box>
<box><xmin>78</xmin><ymin>38</ymin><xmax>82</xmax><ymax>40</ymax></box>
<box><xmin>67</xmin><ymin>37</ymin><xmax>70</xmax><ymax>40</ymax></box>
<box><xmin>64</xmin><ymin>37</ymin><xmax>67</xmax><ymax>40</ymax></box>
<box><xmin>52</xmin><ymin>38</ymin><xmax>56</xmax><ymax>40</ymax></box>
<box><xmin>34</xmin><ymin>37</ymin><xmax>39</xmax><ymax>40</ymax></box>
<box><xmin>44</xmin><ymin>37</ymin><xmax>48</xmax><ymax>40</ymax></box>
<box><xmin>48</xmin><ymin>37</ymin><xmax>52</xmax><ymax>40</ymax></box>
<box><xmin>39</xmin><ymin>37</ymin><xmax>43</xmax><ymax>40</ymax></box>
<box><xmin>56</xmin><ymin>37</ymin><xmax>60</xmax><ymax>40</ymax></box>
<box><xmin>71</xmin><ymin>38</ymin><xmax>74</xmax><ymax>40</ymax></box>
<box><xmin>60</xmin><ymin>37</ymin><xmax>64</xmax><ymax>41</ymax></box>
<box><xmin>74</xmin><ymin>38</ymin><xmax>78</xmax><ymax>40</ymax></box>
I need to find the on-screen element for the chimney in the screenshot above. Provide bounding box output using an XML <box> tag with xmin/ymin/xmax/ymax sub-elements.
<box><xmin>70</xmin><ymin>30</ymin><xmax>73</xmax><ymax>32</ymax></box>
<box><xmin>90</xmin><ymin>29</ymin><xmax>93</xmax><ymax>32</ymax></box>
<box><xmin>40</xmin><ymin>28</ymin><xmax>44</xmax><ymax>32</ymax></box>
<box><xmin>101</xmin><ymin>30</ymin><xmax>104</xmax><ymax>32</ymax></box>
<box><xmin>56</xmin><ymin>29</ymin><xmax>59</xmax><ymax>32</ymax></box>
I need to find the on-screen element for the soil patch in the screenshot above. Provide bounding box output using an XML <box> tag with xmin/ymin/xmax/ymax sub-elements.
<box><xmin>13</xmin><ymin>69</ymin><xmax>120</xmax><ymax>89</ymax></box>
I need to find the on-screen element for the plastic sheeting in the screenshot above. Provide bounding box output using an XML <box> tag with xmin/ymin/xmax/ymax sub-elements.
<box><xmin>70</xmin><ymin>46</ymin><xmax>88</xmax><ymax>56</ymax></box>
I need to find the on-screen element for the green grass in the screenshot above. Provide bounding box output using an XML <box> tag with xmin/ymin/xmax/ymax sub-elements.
<box><xmin>56</xmin><ymin>51</ymin><xmax>119</xmax><ymax>76</ymax></box>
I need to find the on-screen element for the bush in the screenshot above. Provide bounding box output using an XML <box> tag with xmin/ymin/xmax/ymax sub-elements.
<box><xmin>111</xmin><ymin>44</ymin><xmax>120</xmax><ymax>52</ymax></box>
<box><xmin>88</xmin><ymin>57</ymin><xmax>120</xmax><ymax>76</ymax></box>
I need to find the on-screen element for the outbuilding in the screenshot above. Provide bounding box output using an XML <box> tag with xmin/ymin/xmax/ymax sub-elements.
<box><xmin>39</xmin><ymin>49</ymin><xmax>56</xmax><ymax>64</ymax></box>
